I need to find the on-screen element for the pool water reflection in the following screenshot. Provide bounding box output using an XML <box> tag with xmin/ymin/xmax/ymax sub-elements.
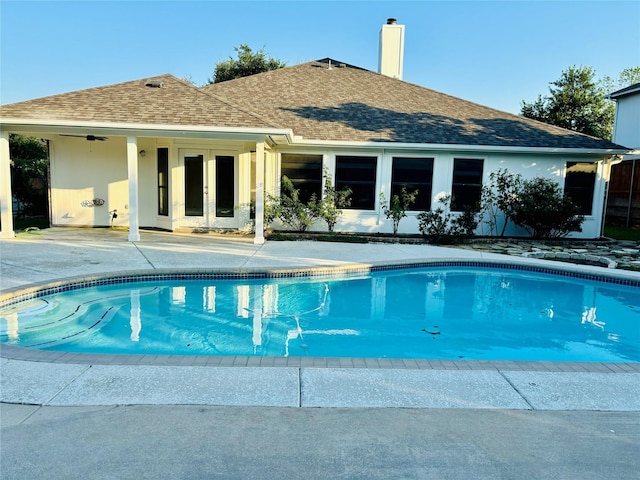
<box><xmin>1</xmin><ymin>267</ymin><xmax>639</xmax><ymax>362</ymax></box>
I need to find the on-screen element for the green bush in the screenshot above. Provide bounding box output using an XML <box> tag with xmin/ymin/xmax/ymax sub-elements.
<box><xmin>417</xmin><ymin>195</ymin><xmax>480</xmax><ymax>243</ymax></box>
<box><xmin>481</xmin><ymin>169</ymin><xmax>523</xmax><ymax>236</ymax></box>
<box><xmin>318</xmin><ymin>169</ymin><xmax>351</xmax><ymax>232</ymax></box>
<box><xmin>266</xmin><ymin>176</ymin><xmax>321</xmax><ymax>232</ymax></box>
<box><xmin>380</xmin><ymin>187</ymin><xmax>418</xmax><ymax>236</ymax></box>
<box><xmin>509</xmin><ymin>177</ymin><xmax>583</xmax><ymax>238</ymax></box>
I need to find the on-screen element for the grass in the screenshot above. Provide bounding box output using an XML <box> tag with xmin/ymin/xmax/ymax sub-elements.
<box><xmin>603</xmin><ymin>226</ymin><xmax>640</xmax><ymax>241</ymax></box>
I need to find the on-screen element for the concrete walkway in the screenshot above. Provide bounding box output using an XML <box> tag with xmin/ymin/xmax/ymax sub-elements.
<box><xmin>2</xmin><ymin>228</ymin><xmax>640</xmax><ymax>479</ymax></box>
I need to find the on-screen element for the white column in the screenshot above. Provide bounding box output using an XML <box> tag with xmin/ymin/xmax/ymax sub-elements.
<box><xmin>253</xmin><ymin>141</ymin><xmax>265</xmax><ymax>245</ymax></box>
<box><xmin>127</xmin><ymin>136</ymin><xmax>140</xmax><ymax>242</ymax></box>
<box><xmin>0</xmin><ymin>130</ymin><xmax>14</xmax><ymax>238</ymax></box>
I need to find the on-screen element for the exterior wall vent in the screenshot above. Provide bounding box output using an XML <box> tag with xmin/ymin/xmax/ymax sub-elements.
<box><xmin>145</xmin><ymin>80</ymin><xmax>164</xmax><ymax>88</ymax></box>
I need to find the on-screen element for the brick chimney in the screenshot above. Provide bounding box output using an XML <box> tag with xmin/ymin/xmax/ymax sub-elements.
<box><xmin>378</xmin><ymin>18</ymin><xmax>405</xmax><ymax>80</ymax></box>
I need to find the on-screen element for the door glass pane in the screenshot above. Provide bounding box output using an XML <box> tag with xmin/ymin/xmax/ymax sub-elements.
<box><xmin>216</xmin><ymin>156</ymin><xmax>234</xmax><ymax>217</ymax></box>
<box><xmin>157</xmin><ymin>148</ymin><xmax>169</xmax><ymax>216</ymax></box>
<box><xmin>184</xmin><ymin>155</ymin><xmax>203</xmax><ymax>216</ymax></box>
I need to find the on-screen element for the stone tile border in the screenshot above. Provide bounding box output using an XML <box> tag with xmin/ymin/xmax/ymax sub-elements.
<box><xmin>3</xmin><ymin>258</ymin><xmax>640</xmax><ymax>307</ymax></box>
<box><xmin>2</xmin><ymin>344</ymin><xmax>638</xmax><ymax>373</ymax></box>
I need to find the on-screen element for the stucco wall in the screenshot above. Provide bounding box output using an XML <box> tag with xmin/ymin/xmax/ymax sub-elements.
<box><xmin>275</xmin><ymin>148</ymin><xmax>606</xmax><ymax>239</ymax></box>
<box><xmin>49</xmin><ymin>136</ymin><xmax>157</xmax><ymax>228</ymax></box>
<box><xmin>47</xmin><ymin>136</ymin><xmax>607</xmax><ymax>239</ymax></box>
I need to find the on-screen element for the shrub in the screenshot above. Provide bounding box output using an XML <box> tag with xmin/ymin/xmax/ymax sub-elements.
<box><xmin>380</xmin><ymin>187</ymin><xmax>418</xmax><ymax>236</ymax></box>
<box><xmin>481</xmin><ymin>169</ymin><xmax>523</xmax><ymax>236</ymax></box>
<box><xmin>417</xmin><ymin>195</ymin><xmax>480</xmax><ymax>243</ymax></box>
<box><xmin>318</xmin><ymin>169</ymin><xmax>351</xmax><ymax>232</ymax></box>
<box><xmin>509</xmin><ymin>177</ymin><xmax>584</xmax><ymax>238</ymax></box>
<box><xmin>266</xmin><ymin>176</ymin><xmax>321</xmax><ymax>232</ymax></box>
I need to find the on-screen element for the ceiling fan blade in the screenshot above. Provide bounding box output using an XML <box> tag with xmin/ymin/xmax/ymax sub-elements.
<box><xmin>60</xmin><ymin>134</ymin><xmax>108</xmax><ymax>141</ymax></box>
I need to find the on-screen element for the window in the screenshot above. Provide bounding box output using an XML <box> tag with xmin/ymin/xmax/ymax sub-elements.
<box><xmin>565</xmin><ymin>161</ymin><xmax>596</xmax><ymax>215</ymax></box>
<box><xmin>184</xmin><ymin>155</ymin><xmax>203</xmax><ymax>216</ymax></box>
<box><xmin>336</xmin><ymin>155</ymin><xmax>377</xmax><ymax>210</ymax></box>
<box><xmin>157</xmin><ymin>148</ymin><xmax>169</xmax><ymax>216</ymax></box>
<box><xmin>451</xmin><ymin>158</ymin><xmax>483</xmax><ymax>211</ymax></box>
<box><xmin>216</xmin><ymin>155</ymin><xmax>234</xmax><ymax>217</ymax></box>
<box><xmin>391</xmin><ymin>157</ymin><xmax>434</xmax><ymax>211</ymax></box>
<box><xmin>281</xmin><ymin>153</ymin><xmax>322</xmax><ymax>203</ymax></box>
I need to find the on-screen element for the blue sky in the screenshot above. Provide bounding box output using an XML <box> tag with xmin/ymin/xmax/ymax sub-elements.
<box><xmin>1</xmin><ymin>0</ymin><xmax>639</xmax><ymax>113</ymax></box>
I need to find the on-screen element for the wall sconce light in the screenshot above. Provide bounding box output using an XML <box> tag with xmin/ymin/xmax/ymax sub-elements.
<box><xmin>139</xmin><ymin>150</ymin><xmax>146</xmax><ymax>157</ymax></box>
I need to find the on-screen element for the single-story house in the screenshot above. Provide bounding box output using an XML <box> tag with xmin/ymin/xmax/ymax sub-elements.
<box><xmin>605</xmin><ymin>82</ymin><xmax>640</xmax><ymax>228</ymax></box>
<box><xmin>0</xmin><ymin>19</ymin><xmax>630</xmax><ymax>243</ymax></box>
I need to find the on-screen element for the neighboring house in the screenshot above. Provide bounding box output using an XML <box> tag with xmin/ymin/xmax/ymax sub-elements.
<box><xmin>605</xmin><ymin>82</ymin><xmax>640</xmax><ymax>228</ymax></box>
<box><xmin>0</xmin><ymin>20</ymin><xmax>631</xmax><ymax>242</ymax></box>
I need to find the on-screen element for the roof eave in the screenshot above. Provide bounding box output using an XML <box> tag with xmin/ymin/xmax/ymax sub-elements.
<box><xmin>0</xmin><ymin>118</ymin><xmax>294</xmax><ymax>144</ymax></box>
<box><xmin>608</xmin><ymin>82</ymin><xmax>640</xmax><ymax>100</ymax></box>
<box><xmin>289</xmin><ymin>137</ymin><xmax>630</xmax><ymax>156</ymax></box>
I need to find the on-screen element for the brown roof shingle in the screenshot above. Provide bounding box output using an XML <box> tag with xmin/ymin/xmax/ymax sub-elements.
<box><xmin>1</xmin><ymin>60</ymin><xmax>627</xmax><ymax>151</ymax></box>
<box><xmin>203</xmin><ymin>58</ymin><xmax>625</xmax><ymax>150</ymax></box>
<box><xmin>0</xmin><ymin>74</ymin><xmax>276</xmax><ymax>129</ymax></box>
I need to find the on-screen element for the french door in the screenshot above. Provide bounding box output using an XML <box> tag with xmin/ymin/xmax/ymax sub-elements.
<box><xmin>182</xmin><ymin>150</ymin><xmax>235</xmax><ymax>227</ymax></box>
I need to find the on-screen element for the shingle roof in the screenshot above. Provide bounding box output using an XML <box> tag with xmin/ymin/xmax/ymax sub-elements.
<box><xmin>1</xmin><ymin>60</ymin><xmax>627</xmax><ymax>151</ymax></box>
<box><xmin>203</xmin><ymin>58</ymin><xmax>625</xmax><ymax>150</ymax></box>
<box><xmin>0</xmin><ymin>74</ymin><xmax>276</xmax><ymax>129</ymax></box>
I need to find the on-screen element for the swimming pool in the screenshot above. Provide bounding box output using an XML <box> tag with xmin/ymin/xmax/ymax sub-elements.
<box><xmin>1</xmin><ymin>263</ymin><xmax>639</xmax><ymax>362</ymax></box>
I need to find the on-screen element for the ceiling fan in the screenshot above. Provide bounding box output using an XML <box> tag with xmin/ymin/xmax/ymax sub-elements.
<box><xmin>60</xmin><ymin>134</ymin><xmax>108</xmax><ymax>141</ymax></box>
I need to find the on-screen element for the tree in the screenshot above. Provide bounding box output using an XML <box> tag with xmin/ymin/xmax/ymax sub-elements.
<box><xmin>208</xmin><ymin>44</ymin><xmax>286</xmax><ymax>84</ymax></box>
<box><xmin>9</xmin><ymin>134</ymin><xmax>49</xmax><ymax>217</ymax></box>
<box><xmin>601</xmin><ymin>67</ymin><xmax>640</xmax><ymax>94</ymax></box>
<box><xmin>521</xmin><ymin>66</ymin><xmax>614</xmax><ymax>139</ymax></box>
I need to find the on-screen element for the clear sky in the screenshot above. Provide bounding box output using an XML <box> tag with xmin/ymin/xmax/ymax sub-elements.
<box><xmin>1</xmin><ymin>0</ymin><xmax>639</xmax><ymax>113</ymax></box>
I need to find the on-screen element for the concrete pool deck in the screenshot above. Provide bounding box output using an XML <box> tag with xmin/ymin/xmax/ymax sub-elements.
<box><xmin>1</xmin><ymin>227</ymin><xmax>640</xmax><ymax>410</ymax></box>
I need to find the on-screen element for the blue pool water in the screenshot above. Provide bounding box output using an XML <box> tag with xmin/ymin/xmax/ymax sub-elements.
<box><xmin>1</xmin><ymin>266</ymin><xmax>639</xmax><ymax>362</ymax></box>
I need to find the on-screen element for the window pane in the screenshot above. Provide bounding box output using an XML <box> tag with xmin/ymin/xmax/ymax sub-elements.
<box><xmin>336</xmin><ymin>156</ymin><xmax>377</xmax><ymax>210</ymax></box>
<box><xmin>216</xmin><ymin>156</ymin><xmax>234</xmax><ymax>217</ymax></box>
<box><xmin>391</xmin><ymin>157</ymin><xmax>434</xmax><ymax>211</ymax></box>
<box><xmin>565</xmin><ymin>162</ymin><xmax>596</xmax><ymax>215</ymax></box>
<box><xmin>157</xmin><ymin>148</ymin><xmax>169</xmax><ymax>216</ymax></box>
<box><xmin>451</xmin><ymin>158</ymin><xmax>483</xmax><ymax>211</ymax></box>
<box><xmin>184</xmin><ymin>155</ymin><xmax>203</xmax><ymax>216</ymax></box>
<box><xmin>281</xmin><ymin>153</ymin><xmax>322</xmax><ymax>203</ymax></box>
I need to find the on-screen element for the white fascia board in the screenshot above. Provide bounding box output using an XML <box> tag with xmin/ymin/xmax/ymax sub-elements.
<box><xmin>289</xmin><ymin>137</ymin><xmax>631</xmax><ymax>156</ymax></box>
<box><xmin>0</xmin><ymin>118</ymin><xmax>294</xmax><ymax>143</ymax></box>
